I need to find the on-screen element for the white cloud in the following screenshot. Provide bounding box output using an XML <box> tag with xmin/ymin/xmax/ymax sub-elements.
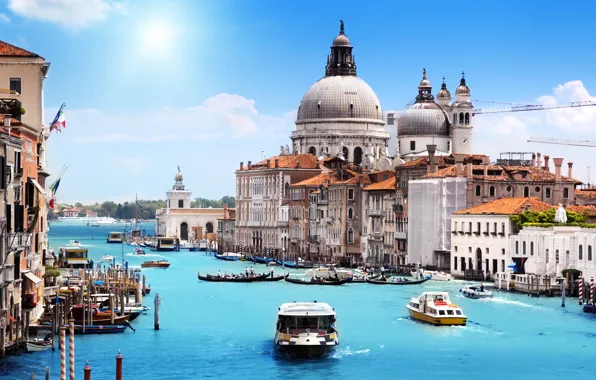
<box><xmin>475</xmin><ymin>80</ymin><xmax>596</xmax><ymax>184</ymax></box>
<box><xmin>66</xmin><ymin>93</ymin><xmax>294</xmax><ymax>144</ymax></box>
<box><xmin>7</xmin><ymin>0</ymin><xmax>123</xmax><ymax>29</ymax></box>
<box><xmin>0</xmin><ymin>13</ymin><xmax>10</xmax><ymax>23</ymax></box>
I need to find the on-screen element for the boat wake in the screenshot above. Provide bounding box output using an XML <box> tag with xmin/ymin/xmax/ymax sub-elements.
<box><xmin>331</xmin><ymin>347</ymin><xmax>370</xmax><ymax>359</ymax></box>
<box><xmin>479</xmin><ymin>297</ymin><xmax>541</xmax><ymax>309</ymax></box>
<box><xmin>125</xmin><ymin>253</ymin><xmax>163</xmax><ymax>258</ymax></box>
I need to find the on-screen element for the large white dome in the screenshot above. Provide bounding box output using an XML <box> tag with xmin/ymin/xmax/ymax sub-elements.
<box><xmin>296</xmin><ymin>76</ymin><xmax>384</xmax><ymax>125</ymax></box>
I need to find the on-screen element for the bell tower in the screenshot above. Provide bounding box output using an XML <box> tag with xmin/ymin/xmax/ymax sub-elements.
<box><xmin>166</xmin><ymin>166</ymin><xmax>192</xmax><ymax>209</ymax></box>
<box><xmin>451</xmin><ymin>72</ymin><xmax>474</xmax><ymax>155</ymax></box>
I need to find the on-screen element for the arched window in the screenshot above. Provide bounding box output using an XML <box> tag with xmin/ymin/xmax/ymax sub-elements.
<box><xmin>530</xmin><ymin>242</ymin><xmax>534</xmax><ymax>256</ymax></box>
<box><xmin>206</xmin><ymin>222</ymin><xmax>214</xmax><ymax>234</ymax></box>
<box><xmin>284</xmin><ymin>182</ymin><xmax>290</xmax><ymax>197</ymax></box>
<box><xmin>523</xmin><ymin>241</ymin><xmax>526</xmax><ymax>255</ymax></box>
<box><xmin>459</xmin><ymin>112</ymin><xmax>464</xmax><ymax>124</ymax></box>
<box><xmin>348</xmin><ymin>208</ymin><xmax>353</xmax><ymax>219</ymax></box>
<box><xmin>453</xmin><ymin>113</ymin><xmax>457</xmax><ymax>124</ymax></box>
<box><xmin>563</xmin><ymin>188</ymin><xmax>569</xmax><ymax>199</ymax></box>
<box><xmin>464</xmin><ymin>113</ymin><xmax>470</xmax><ymax>125</ymax></box>
<box><xmin>579</xmin><ymin>245</ymin><xmax>583</xmax><ymax>260</ymax></box>
<box><xmin>342</xmin><ymin>146</ymin><xmax>349</xmax><ymax>161</ymax></box>
<box><xmin>589</xmin><ymin>246</ymin><xmax>593</xmax><ymax>261</ymax></box>
<box><xmin>489</xmin><ymin>186</ymin><xmax>495</xmax><ymax>197</ymax></box>
<box><xmin>180</xmin><ymin>222</ymin><xmax>188</xmax><ymax>240</ymax></box>
<box><xmin>546</xmin><ymin>187</ymin><xmax>551</xmax><ymax>198</ymax></box>
<box><xmin>475</xmin><ymin>185</ymin><xmax>481</xmax><ymax>197</ymax></box>
<box><xmin>347</xmin><ymin>228</ymin><xmax>354</xmax><ymax>243</ymax></box>
<box><xmin>515</xmin><ymin>241</ymin><xmax>519</xmax><ymax>254</ymax></box>
<box><xmin>308</xmin><ymin>146</ymin><xmax>316</xmax><ymax>156</ymax></box>
<box><xmin>354</xmin><ymin>147</ymin><xmax>363</xmax><ymax>165</ymax></box>
<box><xmin>524</xmin><ymin>187</ymin><xmax>529</xmax><ymax>197</ymax></box>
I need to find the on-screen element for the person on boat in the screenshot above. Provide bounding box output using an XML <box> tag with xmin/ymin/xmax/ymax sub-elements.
<box><xmin>480</xmin><ymin>283</ymin><xmax>485</xmax><ymax>292</ymax></box>
<box><xmin>217</xmin><ymin>270</ymin><xmax>221</xmax><ymax>278</ymax></box>
<box><xmin>249</xmin><ymin>267</ymin><xmax>254</xmax><ymax>277</ymax></box>
<box><xmin>245</xmin><ymin>267</ymin><xmax>249</xmax><ymax>277</ymax></box>
<box><xmin>270</xmin><ymin>267</ymin><xmax>274</xmax><ymax>276</ymax></box>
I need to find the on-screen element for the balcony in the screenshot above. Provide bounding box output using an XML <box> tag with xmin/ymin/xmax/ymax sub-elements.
<box><xmin>326</xmin><ymin>217</ymin><xmax>334</xmax><ymax>224</ymax></box>
<box><xmin>8</xmin><ymin>232</ymin><xmax>32</xmax><ymax>250</ymax></box>
<box><xmin>308</xmin><ymin>236</ymin><xmax>320</xmax><ymax>243</ymax></box>
<box><xmin>369</xmin><ymin>210</ymin><xmax>383</xmax><ymax>217</ymax></box>
<box><xmin>318</xmin><ymin>199</ymin><xmax>328</xmax><ymax>205</ymax></box>
<box><xmin>369</xmin><ymin>233</ymin><xmax>383</xmax><ymax>242</ymax></box>
<box><xmin>0</xmin><ymin>264</ymin><xmax>15</xmax><ymax>283</ymax></box>
<box><xmin>277</xmin><ymin>220</ymin><xmax>289</xmax><ymax>227</ymax></box>
<box><xmin>396</xmin><ymin>231</ymin><xmax>407</xmax><ymax>240</ymax></box>
<box><xmin>28</xmin><ymin>253</ymin><xmax>41</xmax><ymax>271</ymax></box>
<box><xmin>398</xmin><ymin>250</ymin><xmax>407</xmax><ymax>256</ymax></box>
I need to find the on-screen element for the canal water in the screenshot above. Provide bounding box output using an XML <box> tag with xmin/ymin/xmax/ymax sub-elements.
<box><xmin>1</xmin><ymin>223</ymin><xmax>595</xmax><ymax>379</ymax></box>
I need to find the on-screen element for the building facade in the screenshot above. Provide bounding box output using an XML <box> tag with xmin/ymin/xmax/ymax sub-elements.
<box><xmin>363</xmin><ymin>176</ymin><xmax>399</xmax><ymax>265</ymax></box>
<box><xmin>155</xmin><ymin>170</ymin><xmax>227</xmax><ymax>243</ymax></box>
<box><xmin>217</xmin><ymin>208</ymin><xmax>235</xmax><ymax>253</ymax></box>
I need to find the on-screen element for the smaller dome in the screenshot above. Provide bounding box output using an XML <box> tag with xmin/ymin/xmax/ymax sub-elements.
<box><xmin>437</xmin><ymin>78</ymin><xmax>451</xmax><ymax>100</ymax></box>
<box><xmin>398</xmin><ymin>102</ymin><xmax>450</xmax><ymax>137</ymax></box>
<box><xmin>456</xmin><ymin>75</ymin><xmax>470</xmax><ymax>96</ymax></box>
<box><xmin>333</xmin><ymin>34</ymin><xmax>351</xmax><ymax>47</ymax></box>
<box><xmin>175</xmin><ymin>173</ymin><xmax>183</xmax><ymax>181</ymax></box>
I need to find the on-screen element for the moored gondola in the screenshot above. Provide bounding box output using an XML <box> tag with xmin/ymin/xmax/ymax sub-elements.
<box><xmin>197</xmin><ymin>272</ymin><xmax>268</xmax><ymax>282</ymax></box>
<box><xmin>366</xmin><ymin>275</ymin><xmax>432</xmax><ymax>285</ymax></box>
<box><xmin>262</xmin><ymin>274</ymin><xmax>286</xmax><ymax>282</ymax></box>
<box><xmin>284</xmin><ymin>275</ymin><xmax>348</xmax><ymax>286</ymax></box>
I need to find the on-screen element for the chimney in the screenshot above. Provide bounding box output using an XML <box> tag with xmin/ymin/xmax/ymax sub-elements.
<box><xmin>275</xmin><ymin>158</ymin><xmax>279</xmax><ymax>168</ymax></box>
<box><xmin>296</xmin><ymin>161</ymin><xmax>301</xmax><ymax>169</ymax></box>
<box><xmin>248</xmin><ymin>160</ymin><xmax>252</xmax><ymax>169</ymax></box>
<box><xmin>453</xmin><ymin>153</ymin><xmax>465</xmax><ymax>177</ymax></box>
<box><xmin>568</xmin><ymin>161</ymin><xmax>574</xmax><ymax>178</ymax></box>
<box><xmin>536</xmin><ymin>152</ymin><xmax>542</xmax><ymax>168</ymax></box>
<box><xmin>466</xmin><ymin>162</ymin><xmax>473</xmax><ymax>178</ymax></box>
<box><xmin>543</xmin><ymin>155</ymin><xmax>550</xmax><ymax>172</ymax></box>
<box><xmin>427</xmin><ymin>144</ymin><xmax>437</xmax><ymax>174</ymax></box>
<box><xmin>531</xmin><ymin>153</ymin><xmax>536</xmax><ymax>167</ymax></box>
<box><xmin>224</xmin><ymin>203</ymin><xmax>229</xmax><ymax>218</ymax></box>
<box><xmin>553</xmin><ymin>157</ymin><xmax>563</xmax><ymax>181</ymax></box>
<box><xmin>267</xmin><ymin>159</ymin><xmax>271</xmax><ymax>168</ymax></box>
<box><xmin>240</xmin><ymin>162</ymin><xmax>244</xmax><ymax>170</ymax></box>
<box><xmin>482</xmin><ymin>156</ymin><xmax>489</xmax><ymax>177</ymax></box>
<box><xmin>525</xmin><ymin>204</ymin><xmax>531</xmax><ymax>211</ymax></box>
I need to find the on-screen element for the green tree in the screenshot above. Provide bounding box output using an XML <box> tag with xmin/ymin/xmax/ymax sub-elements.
<box><xmin>221</xmin><ymin>196</ymin><xmax>236</xmax><ymax>208</ymax></box>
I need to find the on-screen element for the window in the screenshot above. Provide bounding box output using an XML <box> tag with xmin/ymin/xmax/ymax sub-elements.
<box><xmin>468</xmin><ymin>222</ymin><xmax>472</xmax><ymax>233</ymax></box>
<box><xmin>0</xmin><ymin>156</ymin><xmax>4</xmax><ymax>190</ymax></box>
<box><xmin>530</xmin><ymin>242</ymin><xmax>534</xmax><ymax>256</ymax></box>
<box><xmin>447</xmin><ymin>141</ymin><xmax>451</xmax><ymax>152</ymax></box>
<box><xmin>178</xmin><ymin>199</ymin><xmax>183</xmax><ymax>208</ymax></box>
<box><xmin>493</xmin><ymin>222</ymin><xmax>497</xmax><ymax>234</ymax></box>
<box><xmin>535</xmin><ymin>186</ymin><xmax>540</xmax><ymax>193</ymax></box>
<box><xmin>347</xmin><ymin>228</ymin><xmax>354</xmax><ymax>243</ymax></box>
<box><xmin>523</xmin><ymin>241</ymin><xmax>526</xmax><ymax>255</ymax></box>
<box><xmin>308</xmin><ymin>146</ymin><xmax>316</xmax><ymax>156</ymax></box>
<box><xmin>489</xmin><ymin>186</ymin><xmax>495</xmax><ymax>197</ymax></box>
<box><xmin>475</xmin><ymin>185</ymin><xmax>481</xmax><ymax>197</ymax></box>
<box><xmin>546</xmin><ymin>188</ymin><xmax>551</xmax><ymax>198</ymax></box>
<box><xmin>9</xmin><ymin>78</ymin><xmax>21</xmax><ymax>94</ymax></box>
<box><xmin>589</xmin><ymin>246</ymin><xmax>593</xmax><ymax>261</ymax></box>
<box><xmin>524</xmin><ymin>187</ymin><xmax>529</xmax><ymax>197</ymax></box>
<box><xmin>464</xmin><ymin>113</ymin><xmax>470</xmax><ymax>125</ymax></box>
<box><xmin>410</xmin><ymin>141</ymin><xmax>415</xmax><ymax>151</ymax></box>
<box><xmin>515</xmin><ymin>241</ymin><xmax>519</xmax><ymax>255</ymax></box>
<box><xmin>579</xmin><ymin>245</ymin><xmax>583</xmax><ymax>260</ymax></box>
<box><xmin>348</xmin><ymin>189</ymin><xmax>354</xmax><ymax>200</ymax></box>
<box><xmin>476</xmin><ymin>222</ymin><xmax>480</xmax><ymax>234</ymax></box>
<box><xmin>502</xmin><ymin>248</ymin><xmax>505</xmax><ymax>255</ymax></box>
<box><xmin>501</xmin><ymin>223</ymin><xmax>505</xmax><ymax>235</ymax></box>
<box><xmin>563</xmin><ymin>188</ymin><xmax>569</xmax><ymax>199</ymax></box>
<box><xmin>348</xmin><ymin>208</ymin><xmax>353</xmax><ymax>219</ymax></box>
<box><xmin>284</xmin><ymin>182</ymin><xmax>289</xmax><ymax>197</ymax></box>
<box><xmin>454</xmin><ymin>256</ymin><xmax>458</xmax><ymax>270</ymax></box>
<box><xmin>459</xmin><ymin>113</ymin><xmax>464</xmax><ymax>124</ymax></box>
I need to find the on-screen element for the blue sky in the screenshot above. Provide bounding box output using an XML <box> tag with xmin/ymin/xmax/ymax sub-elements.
<box><xmin>2</xmin><ymin>0</ymin><xmax>596</xmax><ymax>203</ymax></box>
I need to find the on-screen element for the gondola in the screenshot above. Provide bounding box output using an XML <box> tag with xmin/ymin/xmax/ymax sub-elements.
<box><xmin>197</xmin><ymin>272</ymin><xmax>268</xmax><ymax>282</ymax></box>
<box><xmin>214</xmin><ymin>253</ymin><xmax>240</xmax><ymax>261</ymax></box>
<box><xmin>275</xmin><ymin>260</ymin><xmax>297</xmax><ymax>268</ymax></box>
<box><xmin>366</xmin><ymin>275</ymin><xmax>432</xmax><ymax>285</ymax></box>
<box><xmin>284</xmin><ymin>275</ymin><xmax>348</xmax><ymax>286</ymax></box>
<box><xmin>262</xmin><ymin>274</ymin><xmax>286</xmax><ymax>282</ymax></box>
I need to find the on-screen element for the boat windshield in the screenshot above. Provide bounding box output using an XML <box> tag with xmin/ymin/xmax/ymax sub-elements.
<box><xmin>277</xmin><ymin>315</ymin><xmax>335</xmax><ymax>335</ymax></box>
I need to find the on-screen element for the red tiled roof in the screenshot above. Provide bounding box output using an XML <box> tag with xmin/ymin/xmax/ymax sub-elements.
<box><xmin>576</xmin><ymin>188</ymin><xmax>596</xmax><ymax>200</ymax></box>
<box><xmin>364</xmin><ymin>177</ymin><xmax>396</xmax><ymax>191</ymax></box>
<box><xmin>0</xmin><ymin>40</ymin><xmax>40</xmax><ymax>57</ymax></box>
<box><xmin>398</xmin><ymin>154</ymin><xmax>488</xmax><ymax>169</ymax></box>
<box><xmin>453</xmin><ymin>197</ymin><xmax>553</xmax><ymax>215</ymax></box>
<box><xmin>565</xmin><ymin>205</ymin><xmax>596</xmax><ymax>217</ymax></box>
<box><xmin>425</xmin><ymin>164</ymin><xmax>580</xmax><ymax>183</ymax></box>
<box><xmin>240</xmin><ymin>154</ymin><xmax>319</xmax><ymax>171</ymax></box>
<box><xmin>291</xmin><ymin>173</ymin><xmax>331</xmax><ymax>187</ymax></box>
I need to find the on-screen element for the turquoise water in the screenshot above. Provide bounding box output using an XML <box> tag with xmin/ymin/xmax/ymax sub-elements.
<box><xmin>2</xmin><ymin>223</ymin><xmax>595</xmax><ymax>379</ymax></box>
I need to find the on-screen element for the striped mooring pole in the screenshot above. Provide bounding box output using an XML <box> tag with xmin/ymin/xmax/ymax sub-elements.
<box><xmin>591</xmin><ymin>277</ymin><xmax>595</xmax><ymax>304</ymax></box>
<box><xmin>579</xmin><ymin>276</ymin><xmax>583</xmax><ymax>305</ymax></box>
<box><xmin>60</xmin><ymin>326</ymin><xmax>66</xmax><ymax>380</ymax></box>
<box><xmin>69</xmin><ymin>319</ymin><xmax>75</xmax><ymax>380</ymax></box>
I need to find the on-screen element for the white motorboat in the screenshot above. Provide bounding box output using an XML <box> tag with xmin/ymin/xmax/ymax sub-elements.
<box><xmin>460</xmin><ymin>285</ymin><xmax>493</xmax><ymax>299</ymax></box>
<box><xmin>305</xmin><ymin>267</ymin><xmax>352</xmax><ymax>280</ymax></box>
<box><xmin>406</xmin><ymin>292</ymin><xmax>467</xmax><ymax>326</ymax></box>
<box><xmin>26</xmin><ymin>339</ymin><xmax>52</xmax><ymax>352</ymax></box>
<box><xmin>68</xmin><ymin>240</ymin><xmax>81</xmax><ymax>247</ymax></box>
<box><xmin>274</xmin><ymin>301</ymin><xmax>339</xmax><ymax>358</ymax></box>
<box><xmin>411</xmin><ymin>269</ymin><xmax>452</xmax><ymax>281</ymax></box>
<box><xmin>133</xmin><ymin>247</ymin><xmax>146</xmax><ymax>255</ymax></box>
<box><xmin>100</xmin><ymin>254</ymin><xmax>114</xmax><ymax>263</ymax></box>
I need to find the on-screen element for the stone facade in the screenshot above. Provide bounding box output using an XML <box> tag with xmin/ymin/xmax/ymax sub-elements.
<box><xmin>363</xmin><ymin>176</ymin><xmax>399</xmax><ymax>265</ymax></box>
<box><xmin>217</xmin><ymin>209</ymin><xmax>236</xmax><ymax>253</ymax></box>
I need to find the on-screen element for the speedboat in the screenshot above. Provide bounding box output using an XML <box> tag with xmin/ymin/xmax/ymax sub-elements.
<box><xmin>100</xmin><ymin>254</ymin><xmax>114</xmax><ymax>263</ymax></box>
<box><xmin>406</xmin><ymin>292</ymin><xmax>467</xmax><ymax>326</ymax></box>
<box><xmin>141</xmin><ymin>260</ymin><xmax>170</xmax><ymax>268</ymax></box>
<box><xmin>460</xmin><ymin>285</ymin><xmax>493</xmax><ymax>299</ymax></box>
<box><xmin>133</xmin><ymin>247</ymin><xmax>146</xmax><ymax>255</ymax></box>
<box><xmin>411</xmin><ymin>269</ymin><xmax>452</xmax><ymax>281</ymax></box>
<box><xmin>274</xmin><ymin>301</ymin><xmax>339</xmax><ymax>358</ymax></box>
<box><xmin>69</xmin><ymin>240</ymin><xmax>81</xmax><ymax>247</ymax></box>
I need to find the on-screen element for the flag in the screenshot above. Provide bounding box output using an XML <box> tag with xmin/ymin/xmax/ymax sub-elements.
<box><xmin>49</xmin><ymin>197</ymin><xmax>55</xmax><ymax>209</ymax></box>
<box><xmin>49</xmin><ymin>178</ymin><xmax>61</xmax><ymax>195</ymax></box>
<box><xmin>50</xmin><ymin>103</ymin><xmax>66</xmax><ymax>133</ymax></box>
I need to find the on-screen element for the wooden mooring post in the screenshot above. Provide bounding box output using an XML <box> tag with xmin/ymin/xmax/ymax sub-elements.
<box><xmin>561</xmin><ymin>278</ymin><xmax>566</xmax><ymax>307</ymax></box>
<box><xmin>154</xmin><ymin>293</ymin><xmax>161</xmax><ymax>330</ymax></box>
<box><xmin>116</xmin><ymin>350</ymin><xmax>123</xmax><ymax>380</ymax></box>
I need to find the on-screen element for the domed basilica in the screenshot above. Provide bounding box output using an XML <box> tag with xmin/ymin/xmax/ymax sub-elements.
<box><xmin>291</xmin><ymin>21</ymin><xmax>393</xmax><ymax>171</ymax></box>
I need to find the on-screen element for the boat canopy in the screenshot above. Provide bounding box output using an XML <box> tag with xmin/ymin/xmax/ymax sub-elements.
<box><xmin>278</xmin><ymin>302</ymin><xmax>336</xmax><ymax>317</ymax></box>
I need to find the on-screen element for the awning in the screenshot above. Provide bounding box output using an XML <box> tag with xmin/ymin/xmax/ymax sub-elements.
<box><xmin>23</xmin><ymin>271</ymin><xmax>42</xmax><ymax>287</ymax></box>
<box><xmin>29</xmin><ymin>178</ymin><xmax>46</xmax><ymax>197</ymax></box>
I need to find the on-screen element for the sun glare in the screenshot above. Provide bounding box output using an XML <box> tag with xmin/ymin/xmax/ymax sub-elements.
<box><xmin>138</xmin><ymin>20</ymin><xmax>177</xmax><ymax>55</ymax></box>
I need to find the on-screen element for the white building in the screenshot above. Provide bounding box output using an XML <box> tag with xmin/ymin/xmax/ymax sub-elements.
<box><xmin>155</xmin><ymin>170</ymin><xmax>227</xmax><ymax>242</ymax></box>
<box><xmin>450</xmin><ymin>197</ymin><xmax>553</xmax><ymax>277</ymax></box>
<box><xmin>291</xmin><ymin>21</ymin><xmax>391</xmax><ymax>171</ymax></box>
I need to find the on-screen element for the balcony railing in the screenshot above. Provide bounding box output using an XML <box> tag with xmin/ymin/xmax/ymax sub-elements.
<box><xmin>369</xmin><ymin>233</ymin><xmax>383</xmax><ymax>241</ymax></box>
<box><xmin>369</xmin><ymin>210</ymin><xmax>383</xmax><ymax>217</ymax></box>
<box><xmin>396</xmin><ymin>232</ymin><xmax>407</xmax><ymax>240</ymax></box>
<box><xmin>28</xmin><ymin>253</ymin><xmax>41</xmax><ymax>271</ymax></box>
<box><xmin>8</xmin><ymin>233</ymin><xmax>32</xmax><ymax>250</ymax></box>
<box><xmin>0</xmin><ymin>264</ymin><xmax>16</xmax><ymax>283</ymax></box>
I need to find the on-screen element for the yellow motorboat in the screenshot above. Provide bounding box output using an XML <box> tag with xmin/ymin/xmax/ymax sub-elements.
<box><xmin>406</xmin><ymin>291</ymin><xmax>467</xmax><ymax>326</ymax></box>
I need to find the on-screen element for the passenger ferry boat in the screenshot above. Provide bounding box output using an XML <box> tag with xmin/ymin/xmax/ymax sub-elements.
<box><xmin>411</xmin><ymin>269</ymin><xmax>452</xmax><ymax>281</ymax></box>
<box><xmin>406</xmin><ymin>292</ymin><xmax>467</xmax><ymax>326</ymax></box>
<box><xmin>107</xmin><ymin>232</ymin><xmax>123</xmax><ymax>244</ymax></box>
<box><xmin>154</xmin><ymin>237</ymin><xmax>176</xmax><ymax>251</ymax></box>
<box><xmin>58</xmin><ymin>247</ymin><xmax>90</xmax><ymax>269</ymax></box>
<box><xmin>274</xmin><ymin>301</ymin><xmax>339</xmax><ymax>358</ymax></box>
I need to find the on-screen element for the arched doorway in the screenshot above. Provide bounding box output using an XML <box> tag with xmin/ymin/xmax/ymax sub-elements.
<box><xmin>206</xmin><ymin>222</ymin><xmax>214</xmax><ymax>234</ymax></box>
<box><xmin>475</xmin><ymin>248</ymin><xmax>482</xmax><ymax>270</ymax></box>
<box><xmin>354</xmin><ymin>147</ymin><xmax>363</xmax><ymax>165</ymax></box>
<box><xmin>180</xmin><ymin>222</ymin><xmax>188</xmax><ymax>240</ymax></box>
<box><xmin>308</xmin><ymin>146</ymin><xmax>316</xmax><ymax>156</ymax></box>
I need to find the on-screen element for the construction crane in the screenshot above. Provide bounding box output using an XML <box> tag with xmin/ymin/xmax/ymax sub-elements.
<box><xmin>527</xmin><ymin>137</ymin><xmax>596</xmax><ymax>147</ymax></box>
<box><xmin>473</xmin><ymin>100</ymin><xmax>596</xmax><ymax>115</ymax></box>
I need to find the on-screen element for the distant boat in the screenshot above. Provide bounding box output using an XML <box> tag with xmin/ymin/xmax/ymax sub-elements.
<box><xmin>141</xmin><ymin>260</ymin><xmax>170</xmax><ymax>269</ymax></box>
<box><xmin>68</xmin><ymin>240</ymin><xmax>81</xmax><ymax>247</ymax></box>
<box><xmin>100</xmin><ymin>254</ymin><xmax>114</xmax><ymax>263</ymax></box>
<box><xmin>26</xmin><ymin>338</ymin><xmax>52</xmax><ymax>352</ymax></box>
<box><xmin>133</xmin><ymin>247</ymin><xmax>146</xmax><ymax>255</ymax></box>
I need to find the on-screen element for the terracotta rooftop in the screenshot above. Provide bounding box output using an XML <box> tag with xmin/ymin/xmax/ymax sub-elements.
<box><xmin>291</xmin><ymin>173</ymin><xmax>331</xmax><ymax>187</ymax></box>
<box><xmin>576</xmin><ymin>188</ymin><xmax>596</xmax><ymax>200</ymax></box>
<box><xmin>565</xmin><ymin>205</ymin><xmax>596</xmax><ymax>217</ymax></box>
<box><xmin>425</xmin><ymin>164</ymin><xmax>580</xmax><ymax>184</ymax></box>
<box><xmin>240</xmin><ymin>154</ymin><xmax>319</xmax><ymax>171</ymax></box>
<box><xmin>398</xmin><ymin>154</ymin><xmax>487</xmax><ymax>169</ymax></box>
<box><xmin>169</xmin><ymin>208</ymin><xmax>227</xmax><ymax>215</ymax></box>
<box><xmin>0</xmin><ymin>40</ymin><xmax>41</xmax><ymax>58</ymax></box>
<box><xmin>364</xmin><ymin>176</ymin><xmax>396</xmax><ymax>191</ymax></box>
<box><xmin>453</xmin><ymin>197</ymin><xmax>553</xmax><ymax>215</ymax></box>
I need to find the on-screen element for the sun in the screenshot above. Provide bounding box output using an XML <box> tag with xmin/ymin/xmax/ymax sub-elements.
<box><xmin>138</xmin><ymin>20</ymin><xmax>177</xmax><ymax>55</ymax></box>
